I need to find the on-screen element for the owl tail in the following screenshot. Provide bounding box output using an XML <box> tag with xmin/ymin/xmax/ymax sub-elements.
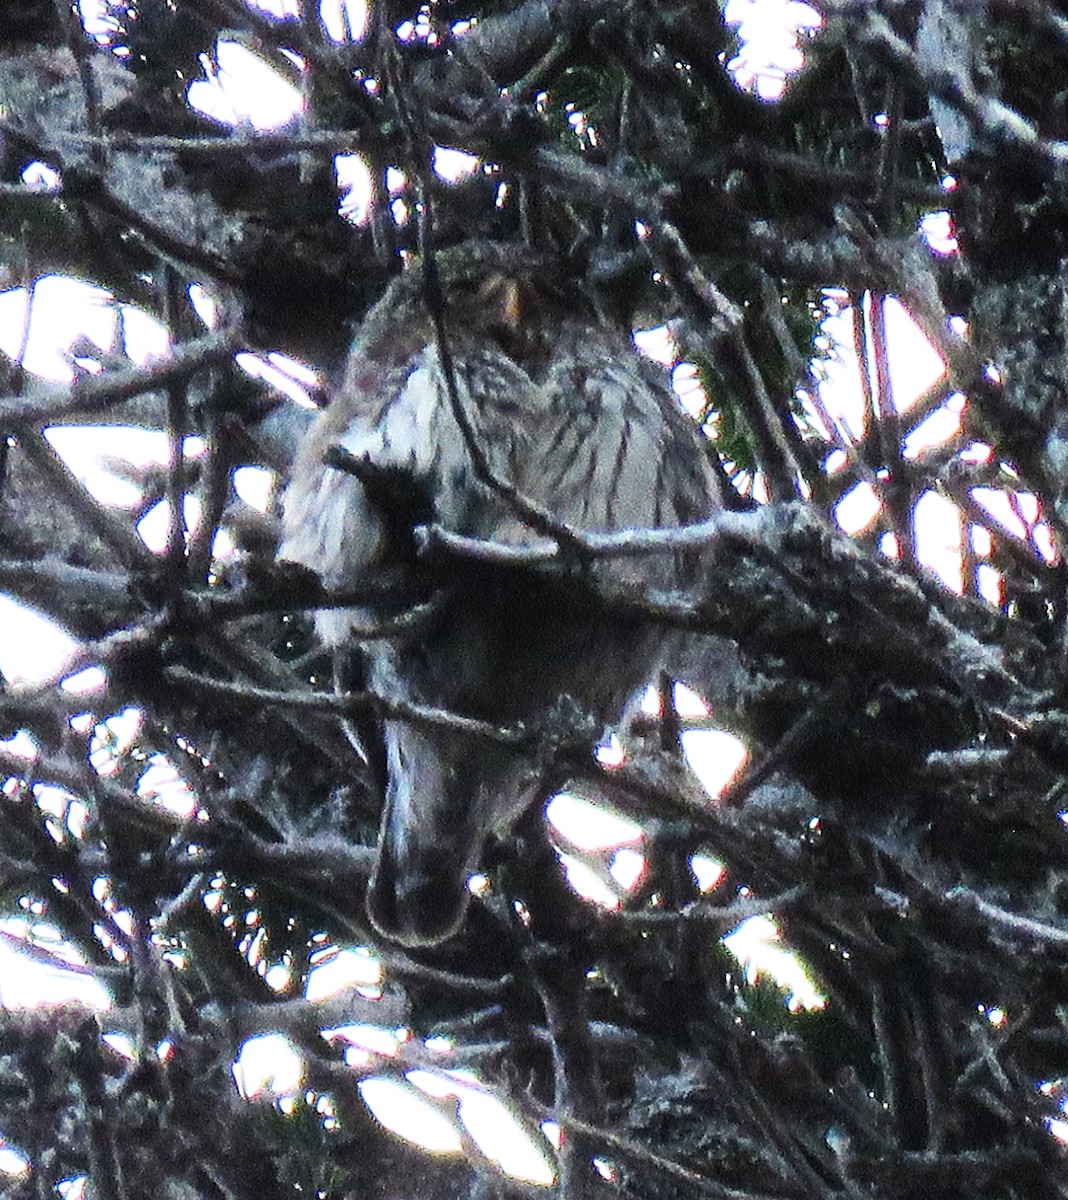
<box><xmin>366</xmin><ymin>719</ymin><xmax>482</xmax><ymax>947</ymax></box>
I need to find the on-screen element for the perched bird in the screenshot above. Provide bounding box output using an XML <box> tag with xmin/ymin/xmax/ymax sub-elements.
<box><xmin>279</xmin><ymin>248</ymin><xmax>722</xmax><ymax>946</ymax></box>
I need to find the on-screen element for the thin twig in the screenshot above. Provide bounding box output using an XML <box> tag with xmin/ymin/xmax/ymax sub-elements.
<box><xmin>415</xmin><ymin>508</ymin><xmax>761</xmax><ymax>565</ymax></box>
<box><xmin>164</xmin><ymin>664</ymin><xmax>532</xmax><ymax>747</ymax></box>
<box><xmin>945</xmin><ymin>887</ymin><xmax>1068</xmax><ymax>947</ymax></box>
<box><xmin>0</xmin><ymin>332</ymin><xmax>239</xmax><ymax>428</ymax></box>
<box><xmin>522</xmin><ymin>1098</ymin><xmax>797</xmax><ymax>1200</ymax></box>
<box><xmin>615</xmin><ymin>885</ymin><xmax>808</xmax><ymax>927</ymax></box>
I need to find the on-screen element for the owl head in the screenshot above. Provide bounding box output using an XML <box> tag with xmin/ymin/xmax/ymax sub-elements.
<box><xmin>351</xmin><ymin>242</ymin><xmax>594</xmax><ymax>373</ymax></box>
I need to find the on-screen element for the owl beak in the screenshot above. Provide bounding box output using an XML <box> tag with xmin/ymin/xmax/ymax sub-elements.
<box><xmin>499</xmin><ymin>278</ymin><xmax>522</xmax><ymax>330</ymax></box>
<box><xmin>480</xmin><ymin>276</ymin><xmax>523</xmax><ymax>334</ymax></box>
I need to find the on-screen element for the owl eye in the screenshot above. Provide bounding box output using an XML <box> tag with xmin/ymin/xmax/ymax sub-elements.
<box><xmin>448</xmin><ymin>276</ymin><xmax>482</xmax><ymax>298</ymax></box>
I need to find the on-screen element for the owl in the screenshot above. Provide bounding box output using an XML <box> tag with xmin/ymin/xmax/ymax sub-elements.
<box><xmin>279</xmin><ymin>249</ymin><xmax>722</xmax><ymax>946</ymax></box>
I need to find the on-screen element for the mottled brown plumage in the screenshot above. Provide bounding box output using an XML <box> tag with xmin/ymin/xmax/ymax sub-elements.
<box><xmin>279</xmin><ymin>252</ymin><xmax>721</xmax><ymax>945</ymax></box>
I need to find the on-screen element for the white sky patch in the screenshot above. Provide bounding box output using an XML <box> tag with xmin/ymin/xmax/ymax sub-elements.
<box><xmin>395</xmin><ymin>17</ymin><xmax>431</xmax><ymax>44</ymax></box>
<box><xmin>880</xmin><ymin>297</ymin><xmax>947</xmax><ymax>410</ymax></box>
<box><xmin>0</xmin><ymin>596</ymin><xmax>77</xmax><ymax>685</ymax></box>
<box><xmin>723</xmin><ymin>913</ymin><xmax>825</xmax><ymax>1012</ymax></box>
<box><xmin>102</xmin><ymin>1032</ymin><xmax>135</xmax><ymax>1059</ymax></box>
<box><xmin>268</xmin><ymin>351</ymin><xmax>319</xmax><ymax>387</ymax></box>
<box><xmin>0</xmin><ymin>278</ymin><xmax>117</xmax><ymax>381</ymax></box>
<box><xmin>0</xmin><ymin>927</ymin><xmax>111</xmax><ymax>1010</ymax></box>
<box><xmin>454</xmin><ymin>1087</ymin><xmax>555</xmax><ymax>1185</ymax></box>
<box><xmin>264</xmin><ymin>963</ymin><xmax>290</xmax><ymax>990</ymax></box>
<box><xmin>977</xmin><ymin>562</ymin><xmax>1002</xmax><ymax>606</ymax></box>
<box><xmin>46</xmin><ymin>425</ymin><xmax>172</xmax><ymax>507</ymax></box>
<box><xmin>236</xmin><ymin>350</ymin><xmax>316</xmax><ymax>406</ymax></box>
<box><xmin>673</xmin><ymin>681</ymin><xmax>710</xmax><ymax>716</ymax></box>
<box><xmin>119</xmin><ymin>307</ymin><xmax>170</xmax><ymax>365</ymax></box>
<box><xmin>633</xmin><ymin>325</ymin><xmax>676</xmax><ymax>366</ymax></box>
<box><xmin>541</xmin><ymin>1120</ymin><xmax>562</xmax><ymax>1148</ymax></box>
<box><xmin>691</xmin><ymin>853</ymin><xmax>726</xmax><ymax>891</ymax></box>
<box><xmin>77</xmin><ymin>0</ymin><xmax>113</xmax><ymax>41</ymax></box>
<box><xmin>903</xmin><ymin>393</ymin><xmax>966</xmax><ymax>459</ymax></box>
<box><xmin>1035</xmin><ymin>524</ymin><xmax>1055</xmax><ymax>563</ymax></box>
<box><xmin>972</xmin><ymin>488</ymin><xmax>1055</xmax><ymax>560</ymax></box>
<box><xmin>834</xmin><ymin>480</ymin><xmax>880</xmax><ymax>534</ymax></box>
<box><xmin>921</xmin><ymin>210</ymin><xmax>959</xmax><ymax>256</ymax></box>
<box><xmin>633</xmin><ymin>331</ymin><xmax>712</xmax><ymax>422</ymax></box>
<box><xmin>336</xmin><ymin>153</ymin><xmax>374</xmax><ymax>225</ymax></box>
<box><xmin>137</xmin><ymin>494</ymin><xmax>203</xmax><ymax>554</ymax></box>
<box><xmin>609</xmin><ymin>847</ymin><xmax>645</xmax><ymax>891</ymax></box>
<box><xmin>233</xmin><ymin>1033</ymin><xmax>302</xmax><ymax>1099</ymax></box>
<box><xmin>636</xmin><ymin>683</ymin><xmax>748</xmax><ymax>798</ymax></box>
<box><xmin>0</xmin><ymin>1143</ymin><xmax>28</xmax><ymax>1177</ymax></box>
<box><xmin>724</xmin><ymin>0</ymin><xmax>822</xmax><ymax>101</ymax></box>
<box><xmin>135</xmin><ymin>753</ymin><xmax>199</xmax><ymax>818</ymax></box>
<box><xmin>21</xmin><ymin>161</ymin><xmax>60</xmax><ymax>192</ymax></box>
<box><xmin>62</xmin><ymin>667</ymin><xmax>107</xmax><ymax>695</ymax></box>
<box><xmin>36</xmin><ymin>784</ymin><xmax>89</xmax><ymax>839</ymax></box>
<box><xmin>546</xmin><ymin>792</ymin><xmax>642</xmax><ymax>850</ymax></box>
<box><xmin>233</xmin><ymin>465</ymin><xmax>276</xmax><ymax>513</ymax></box>
<box><xmin>188</xmin><ymin>41</ymin><xmax>303</xmax><ymax>131</ymax></box>
<box><xmin>815</xmin><ymin>313</ymin><xmax>865</xmax><ymax>441</ymax></box>
<box><xmin>391</xmin><ymin>196</ymin><xmax>410</xmax><ymax>226</ymax></box>
<box><xmin>406</xmin><ymin>1070</ymin><xmax>556</xmax><ymax>1185</ymax></box>
<box><xmin>320</xmin><ymin>0</ymin><xmax>369</xmax><ymax>42</ymax></box>
<box><xmin>307</xmin><ymin>947</ymin><xmax>383</xmax><ymax>1001</ymax></box>
<box><xmin>672</xmin><ymin>362</ymin><xmax>708</xmax><ymax>420</ymax></box>
<box><xmin>432</xmin><ymin>146</ymin><xmax>480</xmax><ymax>182</ymax></box>
<box><xmin>819</xmin><ymin>298</ymin><xmax>947</xmax><ymax>443</ymax></box>
<box><xmin>814</xmin><ymin>296</ymin><xmax>1050</xmax><ymax>596</ymax></box>
<box><xmin>682</xmin><ymin>730</ymin><xmax>748</xmax><ymax>798</ymax></box>
<box><xmin>594</xmin><ymin>731</ymin><xmax>625</xmax><ymax>768</ymax></box>
<box><xmin>189</xmin><ymin>284</ymin><xmax>219</xmax><ymax>329</ymax></box>
<box><xmin>327</xmin><ymin>1023</ymin><xmax>399</xmax><ymax>1062</ymax></box>
<box><xmin>88</xmin><ymin>708</ymin><xmax>144</xmax><ymax>777</ymax></box>
<box><xmin>359</xmin><ymin>1078</ymin><xmax>464</xmax><ymax>1153</ymax></box>
<box><xmin>0</xmin><ymin>729</ymin><xmax>37</xmax><ymax>759</ymax></box>
<box><xmin>0</xmin><ymin>281</ymin><xmax>212</xmax><ymax>537</ymax></box>
<box><xmin>558</xmin><ymin>854</ymin><xmax>622</xmax><ymax>909</ymax></box>
<box><xmin>914</xmin><ymin>490</ymin><xmax>964</xmax><ymax>592</ymax></box>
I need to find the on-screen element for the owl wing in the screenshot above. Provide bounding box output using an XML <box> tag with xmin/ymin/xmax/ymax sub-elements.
<box><xmin>279</xmin><ymin>343</ymin><xmax>548</xmax><ymax>946</ymax></box>
<box><xmin>278</xmin><ymin>344</ymin><xmax>535</xmax><ymax>646</ymax></box>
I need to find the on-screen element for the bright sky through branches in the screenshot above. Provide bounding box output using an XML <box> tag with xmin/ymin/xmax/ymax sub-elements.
<box><xmin>0</xmin><ymin>0</ymin><xmax>978</xmax><ymax>988</ymax></box>
<box><xmin>724</xmin><ymin>0</ymin><xmax>823</xmax><ymax>100</ymax></box>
